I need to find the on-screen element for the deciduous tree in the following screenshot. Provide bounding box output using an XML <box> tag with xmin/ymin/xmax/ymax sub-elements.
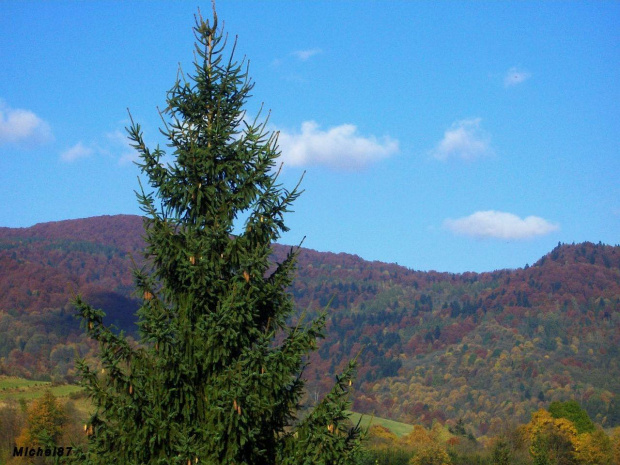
<box><xmin>408</xmin><ymin>444</ymin><xmax>451</xmax><ymax>465</ymax></box>
<box><xmin>548</xmin><ymin>400</ymin><xmax>595</xmax><ymax>434</ymax></box>
<box><xmin>525</xmin><ymin>409</ymin><xmax>578</xmax><ymax>465</ymax></box>
<box><xmin>16</xmin><ymin>390</ymin><xmax>66</xmax><ymax>450</ymax></box>
<box><xmin>574</xmin><ymin>429</ymin><xmax>613</xmax><ymax>465</ymax></box>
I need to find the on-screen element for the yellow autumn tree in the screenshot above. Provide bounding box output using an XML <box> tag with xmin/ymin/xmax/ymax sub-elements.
<box><xmin>574</xmin><ymin>429</ymin><xmax>613</xmax><ymax>465</ymax></box>
<box><xmin>16</xmin><ymin>390</ymin><xmax>66</xmax><ymax>448</ymax></box>
<box><xmin>400</xmin><ymin>424</ymin><xmax>434</xmax><ymax>450</ymax></box>
<box><xmin>611</xmin><ymin>427</ymin><xmax>620</xmax><ymax>465</ymax></box>
<box><xmin>525</xmin><ymin>409</ymin><xmax>578</xmax><ymax>465</ymax></box>
<box><xmin>365</xmin><ymin>425</ymin><xmax>399</xmax><ymax>451</ymax></box>
<box><xmin>408</xmin><ymin>444</ymin><xmax>451</xmax><ymax>465</ymax></box>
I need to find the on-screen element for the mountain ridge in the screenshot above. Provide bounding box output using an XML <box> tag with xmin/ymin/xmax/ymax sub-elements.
<box><xmin>0</xmin><ymin>214</ymin><xmax>556</xmax><ymax>275</ymax></box>
<box><xmin>1</xmin><ymin>215</ymin><xmax>618</xmax><ymax>436</ymax></box>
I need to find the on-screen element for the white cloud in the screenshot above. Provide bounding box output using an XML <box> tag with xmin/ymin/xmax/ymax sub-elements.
<box><xmin>106</xmin><ymin>130</ymin><xmax>128</xmax><ymax>146</ymax></box>
<box><xmin>119</xmin><ymin>151</ymin><xmax>140</xmax><ymax>165</ymax></box>
<box><xmin>0</xmin><ymin>101</ymin><xmax>53</xmax><ymax>148</ymax></box>
<box><xmin>431</xmin><ymin>118</ymin><xmax>493</xmax><ymax>161</ymax></box>
<box><xmin>292</xmin><ymin>48</ymin><xmax>322</xmax><ymax>61</ymax></box>
<box><xmin>61</xmin><ymin>130</ymin><xmax>136</xmax><ymax>164</ymax></box>
<box><xmin>277</xmin><ymin>121</ymin><xmax>399</xmax><ymax>170</ymax></box>
<box><xmin>444</xmin><ymin>210</ymin><xmax>559</xmax><ymax>240</ymax></box>
<box><xmin>60</xmin><ymin>142</ymin><xmax>94</xmax><ymax>162</ymax></box>
<box><xmin>106</xmin><ymin>130</ymin><xmax>137</xmax><ymax>165</ymax></box>
<box><xmin>504</xmin><ymin>67</ymin><xmax>531</xmax><ymax>87</ymax></box>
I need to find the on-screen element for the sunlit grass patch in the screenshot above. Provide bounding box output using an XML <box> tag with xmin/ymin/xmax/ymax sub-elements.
<box><xmin>347</xmin><ymin>410</ymin><xmax>414</xmax><ymax>437</ymax></box>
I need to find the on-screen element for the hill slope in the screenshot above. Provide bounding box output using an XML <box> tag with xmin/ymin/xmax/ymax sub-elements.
<box><xmin>0</xmin><ymin>215</ymin><xmax>619</xmax><ymax>435</ymax></box>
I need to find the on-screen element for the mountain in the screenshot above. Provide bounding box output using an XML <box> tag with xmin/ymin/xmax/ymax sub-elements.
<box><xmin>1</xmin><ymin>215</ymin><xmax>619</xmax><ymax>437</ymax></box>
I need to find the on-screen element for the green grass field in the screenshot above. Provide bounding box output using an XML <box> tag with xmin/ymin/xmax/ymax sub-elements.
<box><xmin>0</xmin><ymin>376</ymin><xmax>83</xmax><ymax>403</ymax></box>
<box><xmin>0</xmin><ymin>377</ymin><xmax>48</xmax><ymax>390</ymax></box>
<box><xmin>347</xmin><ymin>411</ymin><xmax>414</xmax><ymax>437</ymax></box>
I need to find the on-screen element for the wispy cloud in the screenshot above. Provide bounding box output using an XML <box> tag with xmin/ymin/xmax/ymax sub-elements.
<box><xmin>431</xmin><ymin>118</ymin><xmax>493</xmax><ymax>161</ymax></box>
<box><xmin>291</xmin><ymin>48</ymin><xmax>322</xmax><ymax>61</ymax></box>
<box><xmin>444</xmin><ymin>210</ymin><xmax>559</xmax><ymax>240</ymax></box>
<box><xmin>277</xmin><ymin>121</ymin><xmax>398</xmax><ymax>170</ymax></box>
<box><xmin>60</xmin><ymin>142</ymin><xmax>94</xmax><ymax>162</ymax></box>
<box><xmin>106</xmin><ymin>130</ymin><xmax>136</xmax><ymax>165</ymax></box>
<box><xmin>61</xmin><ymin>130</ymin><xmax>134</xmax><ymax>164</ymax></box>
<box><xmin>504</xmin><ymin>67</ymin><xmax>531</xmax><ymax>87</ymax></box>
<box><xmin>0</xmin><ymin>101</ymin><xmax>53</xmax><ymax>148</ymax></box>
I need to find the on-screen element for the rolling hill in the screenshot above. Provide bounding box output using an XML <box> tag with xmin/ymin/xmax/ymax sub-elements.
<box><xmin>1</xmin><ymin>215</ymin><xmax>618</xmax><ymax>437</ymax></box>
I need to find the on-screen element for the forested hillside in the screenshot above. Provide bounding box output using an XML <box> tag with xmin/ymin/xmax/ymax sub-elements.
<box><xmin>1</xmin><ymin>215</ymin><xmax>619</xmax><ymax>437</ymax></box>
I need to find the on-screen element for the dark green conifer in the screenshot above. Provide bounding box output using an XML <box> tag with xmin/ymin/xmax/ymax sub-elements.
<box><xmin>73</xmin><ymin>8</ymin><xmax>361</xmax><ymax>465</ymax></box>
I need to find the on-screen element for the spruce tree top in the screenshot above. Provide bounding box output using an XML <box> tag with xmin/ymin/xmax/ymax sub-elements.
<box><xmin>128</xmin><ymin>7</ymin><xmax>303</xmax><ymax>362</ymax></box>
<box><xmin>73</xmin><ymin>8</ymin><xmax>361</xmax><ymax>465</ymax></box>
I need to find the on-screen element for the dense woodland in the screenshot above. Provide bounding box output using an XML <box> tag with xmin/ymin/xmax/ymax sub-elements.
<box><xmin>1</xmin><ymin>215</ymin><xmax>619</xmax><ymax>443</ymax></box>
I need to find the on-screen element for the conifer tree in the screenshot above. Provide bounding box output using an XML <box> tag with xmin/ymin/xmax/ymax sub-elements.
<box><xmin>73</xmin><ymin>7</ymin><xmax>361</xmax><ymax>465</ymax></box>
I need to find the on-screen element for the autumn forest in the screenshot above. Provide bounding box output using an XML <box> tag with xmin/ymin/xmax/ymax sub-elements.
<box><xmin>0</xmin><ymin>214</ymin><xmax>619</xmax><ymax>463</ymax></box>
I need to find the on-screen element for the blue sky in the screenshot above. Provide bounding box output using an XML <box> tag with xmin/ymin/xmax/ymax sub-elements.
<box><xmin>1</xmin><ymin>2</ymin><xmax>619</xmax><ymax>273</ymax></box>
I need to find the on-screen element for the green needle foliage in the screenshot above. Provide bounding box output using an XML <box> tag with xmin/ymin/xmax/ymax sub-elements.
<box><xmin>72</xmin><ymin>7</ymin><xmax>361</xmax><ymax>465</ymax></box>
